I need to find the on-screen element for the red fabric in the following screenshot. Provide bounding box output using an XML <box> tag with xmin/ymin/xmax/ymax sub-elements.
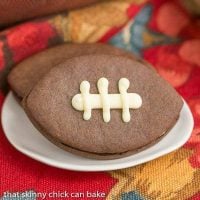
<box><xmin>0</xmin><ymin>0</ymin><xmax>199</xmax><ymax>199</ymax></box>
<box><xmin>0</xmin><ymin>42</ymin><xmax>4</xmax><ymax>70</ymax></box>
<box><xmin>7</xmin><ymin>22</ymin><xmax>56</xmax><ymax>63</ymax></box>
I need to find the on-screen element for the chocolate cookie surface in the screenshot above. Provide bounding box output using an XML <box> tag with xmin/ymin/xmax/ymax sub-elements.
<box><xmin>0</xmin><ymin>0</ymin><xmax>99</xmax><ymax>27</ymax></box>
<box><xmin>8</xmin><ymin>43</ymin><xmax>142</xmax><ymax>100</ymax></box>
<box><xmin>23</xmin><ymin>55</ymin><xmax>183</xmax><ymax>159</ymax></box>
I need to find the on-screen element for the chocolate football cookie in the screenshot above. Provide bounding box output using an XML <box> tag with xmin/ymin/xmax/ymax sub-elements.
<box><xmin>23</xmin><ymin>54</ymin><xmax>183</xmax><ymax>159</ymax></box>
<box><xmin>8</xmin><ymin>43</ymin><xmax>153</xmax><ymax>101</ymax></box>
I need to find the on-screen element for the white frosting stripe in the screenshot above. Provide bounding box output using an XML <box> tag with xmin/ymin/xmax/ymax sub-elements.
<box><xmin>80</xmin><ymin>81</ymin><xmax>91</xmax><ymax>120</ymax></box>
<box><xmin>119</xmin><ymin>78</ymin><xmax>131</xmax><ymax>122</ymax></box>
<box><xmin>97</xmin><ymin>78</ymin><xmax>111</xmax><ymax>123</ymax></box>
<box><xmin>72</xmin><ymin>78</ymin><xmax>142</xmax><ymax>123</ymax></box>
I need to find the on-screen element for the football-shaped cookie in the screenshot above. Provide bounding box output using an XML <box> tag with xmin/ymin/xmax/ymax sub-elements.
<box><xmin>23</xmin><ymin>54</ymin><xmax>183</xmax><ymax>159</ymax></box>
<box><xmin>8</xmin><ymin>43</ymin><xmax>153</xmax><ymax>100</ymax></box>
<box><xmin>8</xmin><ymin>44</ymin><xmax>131</xmax><ymax>100</ymax></box>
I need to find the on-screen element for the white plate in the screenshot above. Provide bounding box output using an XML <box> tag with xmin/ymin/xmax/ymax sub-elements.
<box><xmin>1</xmin><ymin>92</ymin><xmax>194</xmax><ymax>171</ymax></box>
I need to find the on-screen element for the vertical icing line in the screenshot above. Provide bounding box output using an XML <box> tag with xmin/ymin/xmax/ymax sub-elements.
<box><xmin>97</xmin><ymin>78</ymin><xmax>110</xmax><ymax>123</ymax></box>
<box><xmin>119</xmin><ymin>78</ymin><xmax>131</xmax><ymax>122</ymax></box>
<box><xmin>80</xmin><ymin>81</ymin><xmax>91</xmax><ymax>120</ymax></box>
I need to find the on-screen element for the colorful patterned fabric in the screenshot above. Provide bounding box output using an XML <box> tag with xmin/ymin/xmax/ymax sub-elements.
<box><xmin>0</xmin><ymin>0</ymin><xmax>200</xmax><ymax>199</ymax></box>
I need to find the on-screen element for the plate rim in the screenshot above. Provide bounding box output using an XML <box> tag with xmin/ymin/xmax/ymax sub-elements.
<box><xmin>1</xmin><ymin>92</ymin><xmax>194</xmax><ymax>171</ymax></box>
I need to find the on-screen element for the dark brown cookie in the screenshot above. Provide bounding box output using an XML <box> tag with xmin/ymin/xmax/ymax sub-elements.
<box><xmin>0</xmin><ymin>0</ymin><xmax>99</xmax><ymax>27</ymax></box>
<box><xmin>23</xmin><ymin>54</ymin><xmax>183</xmax><ymax>159</ymax></box>
<box><xmin>8</xmin><ymin>43</ymin><xmax>146</xmax><ymax>100</ymax></box>
<box><xmin>31</xmin><ymin>126</ymin><xmax>167</xmax><ymax>160</ymax></box>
